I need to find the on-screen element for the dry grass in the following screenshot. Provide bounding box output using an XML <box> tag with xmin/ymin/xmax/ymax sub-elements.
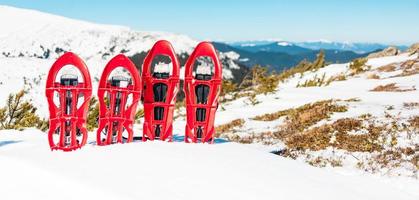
<box><xmin>403</xmin><ymin>102</ymin><xmax>419</xmax><ymax>110</ymax></box>
<box><xmin>276</xmin><ymin>113</ymin><xmax>418</xmax><ymax>176</ymax></box>
<box><xmin>329</xmin><ymin>74</ymin><xmax>347</xmax><ymax>82</ymax></box>
<box><xmin>392</xmin><ymin>59</ymin><xmax>419</xmax><ymax>77</ymax></box>
<box><xmin>215</xmin><ymin>119</ymin><xmax>245</xmax><ymax>136</ymax></box>
<box><xmin>297</xmin><ymin>73</ymin><xmax>327</xmax><ymax>87</ymax></box>
<box><xmin>377</xmin><ymin>64</ymin><xmax>397</xmax><ymax>72</ymax></box>
<box><xmin>307</xmin><ymin>156</ymin><xmax>343</xmax><ymax>168</ymax></box>
<box><xmin>222</xmin><ymin>131</ymin><xmax>277</xmax><ymax>145</ymax></box>
<box><xmin>284</xmin><ymin>118</ymin><xmax>382</xmax><ymax>152</ymax></box>
<box><xmin>253</xmin><ymin>99</ymin><xmax>347</xmax><ymax>122</ymax></box>
<box><xmin>367</xmin><ymin>73</ymin><xmax>380</xmax><ymax>79</ymax></box>
<box><xmin>370</xmin><ymin>83</ymin><xmax>416</xmax><ymax>92</ymax></box>
<box><xmin>370</xmin><ymin>83</ymin><xmax>399</xmax><ymax>91</ymax></box>
<box><xmin>344</xmin><ymin>98</ymin><xmax>361</xmax><ymax>102</ymax></box>
<box><xmin>409</xmin><ymin>116</ymin><xmax>419</xmax><ymax>129</ymax></box>
<box><xmin>252</xmin><ymin>109</ymin><xmax>290</xmax><ymax>121</ymax></box>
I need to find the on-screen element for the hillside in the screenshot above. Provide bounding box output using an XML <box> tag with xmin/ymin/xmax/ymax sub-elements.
<box><xmin>212</xmin><ymin>50</ymin><xmax>419</xmax><ymax>179</ymax></box>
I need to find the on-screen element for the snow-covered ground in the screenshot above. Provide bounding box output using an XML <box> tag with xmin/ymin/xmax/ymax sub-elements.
<box><xmin>0</xmin><ymin>4</ymin><xmax>418</xmax><ymax>200</ymax></box>
<box><xmin>2</xmin><ymin>51</ymin><xmax>417</xmax><ymax>200</ymax></box>
<box><xmin>1</xmin><ymin>129</ymin><xmax>418</xmax><ymax>200</ymax></box>
<box><xmin>208</xmin><ymin>52</ymin><xmax>419</xmax><ymax>178</ymax></box>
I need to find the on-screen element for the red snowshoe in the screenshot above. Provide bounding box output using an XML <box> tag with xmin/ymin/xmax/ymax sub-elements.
<box><xmin>96</xmin><ymin>54</ymin><xmax>142</xmax><ymax>145</ymax></box>
<box><xmin>184</xmin><ymin>42</ymin><xmax>222</xmax><ymax>143</ymax></box>
<box><xmin>142</xmin><ymin>40</ymin><xmax>180</xmax><ymax>141</ymax></box>
<box><xmin>45</xmin><ymin>52</ymin><xmax>92</xmax><ymax>151</ymax></box>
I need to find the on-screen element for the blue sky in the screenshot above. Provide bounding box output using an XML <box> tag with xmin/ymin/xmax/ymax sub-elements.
<box><xmin>1</xmin><ymin>0</ymin><xmax>418</xmax><ymax>45</ymax></box>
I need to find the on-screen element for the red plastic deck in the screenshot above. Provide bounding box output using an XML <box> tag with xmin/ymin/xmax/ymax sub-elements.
<box><xmin>142</xmin><ymin>40</ymin><xmax>180</xmax><ymax>141</ymax></box>
<box><xmin>184</xmin><ymin>42</ymin><xmax>222</xmax><ymax>143</ymax></box>
<box><xmin>96</xmin><ymin>54</ymin><xmax>141</xmax><ymax>145</ymax></box>
<box><xmin>45</xmin><ymin>52</ymin><xmax>92</xmax><ymax>151</ymax></box>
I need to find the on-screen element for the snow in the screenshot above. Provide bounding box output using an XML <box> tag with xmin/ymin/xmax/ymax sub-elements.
<box><xmin>367</xmin><ymin>53</ymin><xmax>416</xmax><ymax>69</ymax></box>
<box><xmin>0</xmin><ymin>5</ymin><xmax>418</xmax><ymax>199</ymax></box>
<box><xmin>1</xmin><ymin>129</ymin><xmax>418</xmax><ymax>200</ymax></box>
<box><xmin>221</xmin><ymin>51</ymin><xmax>240</xmax><ymax>60</ymax></box>
<box><xmin>277</xmin><ymin>41</ymin><xmax>291</xmax><ymax>46</ymax></box>
<box><xmin>0</xmin><ymin>5</ymin><xmax>198</xmax><ymax>58</ymax></box>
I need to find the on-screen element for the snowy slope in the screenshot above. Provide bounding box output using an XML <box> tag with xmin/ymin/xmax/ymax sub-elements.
<box><xmin>0</xmin><ymin>5</ymin><xmax>196</xmax><ymax>58</ymax></box>
<box><xmin>0</xmin><ymin>5</ymin><xmax>241</xmax><ymax>117</ymax></box>
<box><xmin>208</xmin><ymin>52</ymin><xmax>419</xmax><ymax>178</ymax></box>
<box><xmin>1</xmin><ymin>129</ymin><xmax>418</xmax><ymax>200</ymax></box>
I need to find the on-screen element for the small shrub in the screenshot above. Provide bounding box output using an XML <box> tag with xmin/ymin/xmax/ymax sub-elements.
<box><xmin>277</xmin><ymin>51</ymin><xmax>327</xmax><ymax>81</ymax></box>
<box><xmin>349</xmin><ymin>58</ymin><xmax>368</xmax><ymax>75</ymax></box>
<box><xmin>246</xmin><ymin>93</ymin><xmax>260</xmax><ymax>105</ymax></box>
<box><xmin>326</xmin><ymin>74</ymin><xmax>347</xmax><ymax>84</ymax></box>
<box><xmin>403</xmin><ymin>102</ymin><xmax>419</xmax><ymax>109</ymax></box>
<box><xmin>135</xmin><ymin>109</ymin><xmax>144</xmax><ymax>123</ymax></box>
<box><xmin>0</xmin><ymin>90</ymin><xmax>46</xmax><ymax>131</ymax></box>
<box><xmin>297</xmin><ymin>73</ymin><xmax>327</xmax><ymax>87</ymax></box>
<box><xmin>367</xmin><ymin>73</ymin><xmax>380</xmax><ymax>79</ymax></box>
<box><xmin>86</xmin><ymin>97</ymin><xmax>99</xmax><ymax>131</ymax></box>
<box><xmin>409</xmin><ymin>116</ymin><xmax>419</xmax><ymax>129</ymax></box>
<box><xmin>220</xmin><ymin>80</ymin><xmax>237</xmax><ymax>102</ymax></box>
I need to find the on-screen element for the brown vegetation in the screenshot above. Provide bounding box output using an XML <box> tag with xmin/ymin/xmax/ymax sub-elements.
<box><xmin>403</xmin><ymin>102</ymin><xmax>419</xmax><ymax>110</ymax></box>
<box><xmin>215</xmin><ymin>119</ymin><xmax>245</xmax><ymax>136</ymax></box>
<box><xmin>370</xmin><ymin>83</ymin><xmax>416</xmax><ymax>92</ymax></box>
<box><xmin>253</xmin><ymin>100</ymin><xmax>347</xmax><ymax>123</ymax></box>
<box><xmin>349</xmin><ymin>58</ymin><xmax>369</xmax><ymax>75</ymax></box>
<box><xmin>377</xmin><ymin>64</ymin><xmax>397</xmax><ymax>72</ymax></box>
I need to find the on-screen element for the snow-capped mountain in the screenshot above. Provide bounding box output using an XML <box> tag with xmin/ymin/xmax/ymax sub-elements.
<box><xmin>228</xmin><ymin>40</ymin><xmax>408</xmax><ymax>54</ymax></box>
<box><xmin>0</xmin><ymin>5</ymin><xmax>243</xmax><ymax>77</ymax></box>
<box><xmin>0</xmin><ymin>5</ymin><xmax>197</xmax><ymax>58</ymax></box>
<box><xmin>295</xmin><ymin>40</ymin><xmax>408</xmax><ymax>54</ymax></box>
<box><xmin>213</xmin><ymin>41</ymin><xmax>370</xmax><ymax>71</ymax></box>
<box><xmin>231</xmin><ymin>41</ymin><xmax>312</xmax><ymax>55</ymax></box>
<box><xmin>0</xmin><ymin>5</ymin><xmax>246</xmax><ymax>116</ymax></box>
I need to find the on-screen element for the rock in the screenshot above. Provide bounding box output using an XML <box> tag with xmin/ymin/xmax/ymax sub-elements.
<box><xmin>406</xmin><ymin>43</ymin><xmax>419</xmax><ymax>55</ymax></box>
<box><xmin>367</xmin><ymin>46</ymin><xmax>400</xmax><ymax>59</ymax></box>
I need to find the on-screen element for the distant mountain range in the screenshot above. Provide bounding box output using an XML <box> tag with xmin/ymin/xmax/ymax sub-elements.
<box><xmin>227</xmin><ymin>40</ymin><xmax>408</xmax><ymax>54</ymax></box>
<box><xmin>214</xmin><ymin>41</ymin><xmax>375</xmax><ymax>71</ymax></box>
